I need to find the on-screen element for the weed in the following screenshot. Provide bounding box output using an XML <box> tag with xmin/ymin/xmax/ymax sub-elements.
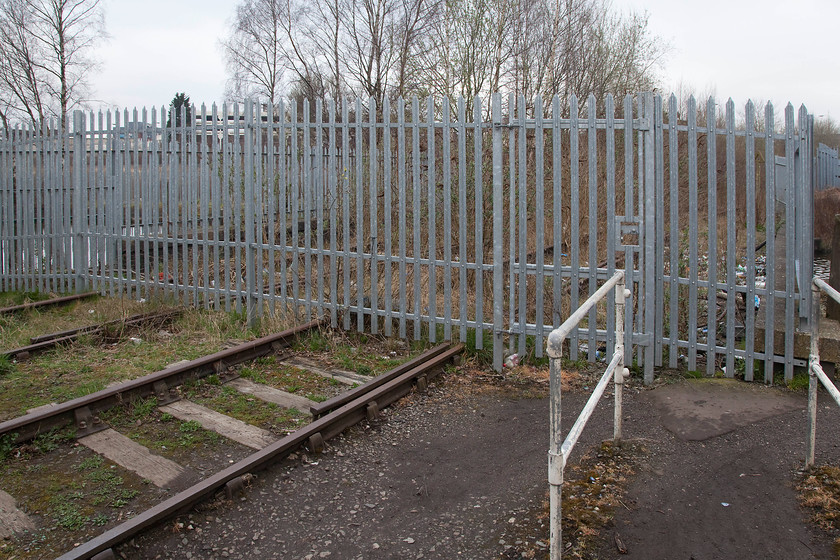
<box><xmin>32</xmin><ymin>428</ymin><xmax>73</xmax><ymax>454</ymax></box>
<box><xmin>356</xmin><ymin>365</ymin><xmax>372</xmax><ymax>376</ymax></box>
<box><xmin>206</xmin><ymin>374</ymin><xmax>222</xmax><ymax>386</ymax></box>
<box><xmin>74</xmin><ymin>455</ymin><xmax>104</xmax><ymax>472</ymax></box>
<box><xmin>131</xmin><ymin>397</ymin><xmax>158</xmax><ymax>421</ymax></box>
<box><xmin>52</xmin><ymin>499</ymin><xmax>87</xmax><ymax>530</ymax></box>
<box><xmin>0</xmin><ymin>355</ymin><xmax>13</xmax><ymax>377</ymax></box>
<box><xmin>91</xmin><ymin>513</ymin><xmax>109</xmax><ymax>526</ymax></box>
<box><xmin>787</xmin><ymin>372</ymin><xmax>810</xmax><ymax>391</ymax></box>
<box><xmin>0</xmin><ymin>432</ymin><xmax>16</xmax><ymax>461</ymax></box>
<box><xmin>179</xmin><ymin>420</ymin><xmax>202</xmax><ymax>433</ymax></box>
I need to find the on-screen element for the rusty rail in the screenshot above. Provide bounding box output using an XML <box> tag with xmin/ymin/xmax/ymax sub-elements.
<box><xmin>310</xmin><ymin>343</ymin><xmax>454</xmax><ymax>418</ymax></box>
<box><xmin>55</xmin><ymin>342</ymin><xmax>464</xmax><ymax>560</ymax></box>
<box><xmin>0</xmin><ymin>292</ymin><xmax>97</xmax><ymax>315</ymax></box>
<box><xmin>0</xmin><ymin>319</ymin><xmax>322</xmax><ymax>443</ymax></box>
<box><xmin>2</xmin><ymin>309</ymin><xmax>181</xmax><ymax>361</ymax></box>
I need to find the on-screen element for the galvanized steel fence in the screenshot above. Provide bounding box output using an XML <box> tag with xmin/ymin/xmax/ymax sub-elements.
<box><xmin>816</xmin><ymin>143</ymin><xmax>840</xmax><ymax>189</ymax></box>
<box><xmin>0</xmin><ymin>93</ymin><xmax>814</xmax><ymax>380</ymax></box>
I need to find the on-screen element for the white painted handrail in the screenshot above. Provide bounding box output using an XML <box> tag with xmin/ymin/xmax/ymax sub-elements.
<box><xmin>807</xmin><ymin>277</ymin><xmax>840</xmax><ymax>466</ymax></box>
<box><xmin>546</xmin><ymin>270</ymin><xmax>630</xmax><ymax>560</ymax></box>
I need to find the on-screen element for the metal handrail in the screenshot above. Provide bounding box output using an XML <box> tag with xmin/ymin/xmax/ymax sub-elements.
<box><xmin>545</xmin><ymin>270</ymin><xmax>630</xmax><ymax>560</ymax></box>
<box><xmin>807</xmin><ymin>277</ymin><xmax>840</xmax><ymax>466</ymax></box>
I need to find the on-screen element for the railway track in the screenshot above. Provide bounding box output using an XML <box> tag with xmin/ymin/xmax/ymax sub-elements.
<box><xmin>0</xmin><ymin>292</ymin><xmax>98</xmax><ymax>315</ymax></box>
<box><xmin>2</xmin><ymin>309</ymin><xmax>181</xmax><ymax>361</ymax></box>
<box><xmin>0</xmin><ymin>318</ymin><xmax>463</xmax><ymax>560</ymax></box>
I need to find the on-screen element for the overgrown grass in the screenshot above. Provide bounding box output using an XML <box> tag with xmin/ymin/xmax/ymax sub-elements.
<box><xmin>239</xmin><ymin>360</ymin><xmax>338</xmax><ymax>396</ymax></box>
<box><xmin>184</xmin><ymin>382</ymin><xmax>309</xmax><ymax>435</ymax></box>
<box><xmin>0</xmin><ymin>303</ymin><xmax>261</xmax><ymax>421</ymax></box>
<box><xmin>293</xmin><ymin>328</ymin><xmax>425</xmax><ymax>376</ymax></box>
<box><xmin>0</xmin><ymin>290</ymin><xmax>51</xmax><ymax>308</ymax></box>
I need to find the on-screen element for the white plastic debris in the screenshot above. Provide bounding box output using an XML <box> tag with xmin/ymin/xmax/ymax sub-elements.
<box><xmin>503</xmin><ymin>353</ymin><xmax>520</xmax><ymax>368</ymax></box>
<box><xmin>129</xmin><ymin>336</ymin><xmax>143</xmax><ymax>345</ymax></box>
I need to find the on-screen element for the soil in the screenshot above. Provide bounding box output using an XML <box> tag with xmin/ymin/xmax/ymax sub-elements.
<box><xmin>111</xmin><ymin>369</ymin><xmax>840</xmax><ymax>560</ymax></box>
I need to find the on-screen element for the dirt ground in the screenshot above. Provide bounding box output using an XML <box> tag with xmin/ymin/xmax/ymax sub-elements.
<box><xmin>115</xmin><ymin>369</ymin><xmax>839</xmax><ymax>560</ymax></box>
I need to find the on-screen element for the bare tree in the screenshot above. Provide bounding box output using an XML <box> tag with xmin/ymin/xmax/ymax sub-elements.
<box><xmin>0</xmin><ymin>0</ymin><xmax>46</xmax><ymax>125</ymax></box>
<box><xmin>221</xmin><ymin>0</ymin><xmax>285</xmax><ymax>105</ymax></box>
<box><xmin>0</xmin><ymin>0</ymin><xmax>104</xmax><ymax>127</ymax></box>
<box><xmin>27</xmin><ymin>0</ymin><xmax>105</xmax><ymax>127</ymax></box>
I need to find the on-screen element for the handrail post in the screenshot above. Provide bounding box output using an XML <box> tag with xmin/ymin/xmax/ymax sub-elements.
<box><xmin>548</xmin><ymin>355</ymin><xmax>564</xmax><ymax>560</ymax></box>
<box><xmin>614</xmin><ymin>274</ymin><xmax>628</xmax><ymax>442</ymax></box>
<box><xmin>807</xmin><ymin>279</ymin><xmax>821</xmax><ymax>467</ymax></box>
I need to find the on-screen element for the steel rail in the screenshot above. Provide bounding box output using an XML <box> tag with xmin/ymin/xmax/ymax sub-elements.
<box><xmin>2</xmin><ymin>310</ymin><xmax>181</xmax><ymax>361</ymax></box>
<box><xmin>0</xmin><ymin>292</ymin><xmax>97</xmax><ymax>315</ymax></box>
<box><xmin>56</xmin><ymin>342</ymin><xmax>464</xmax><ymax>560</ymax></box>
<box><xmin>807</xmin><ymin>278</ymin><xmax>840</xmax><ymax>466</ymax></box>
<box><xmin>310</xmin><ymin>342</ymin><xmax>452</xmax><ymax>417</ymax></box>
<box><xmin>0</xmin><ymin>319</ymin><xmax>322</xmax><ymax>443</ymax></box>
<box><xmin>28</xmin><ymin>309</ymin><xmax>178</xmax><ymax>344</ymax></box>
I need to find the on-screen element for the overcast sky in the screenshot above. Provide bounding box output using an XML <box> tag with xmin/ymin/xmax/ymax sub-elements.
<box><xmin>92</xmin><ymin>0</ymin><xmax>839</xmax><ymax>119</ymax></box>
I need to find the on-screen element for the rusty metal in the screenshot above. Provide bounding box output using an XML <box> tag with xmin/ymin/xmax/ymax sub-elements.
<box><xmin>0</xmin><ymin>292</ymin><xmax>97</xmax><ymax>315</ymax></box>
<box><xmin>3</xmin><ymin>310</ymin><xmax>180</xmax><ymax>361</ymax></box>
<box><xmin>28</xmin><ymin>310</ymin><xmax>179</xmax><ymax>344</ymax></box>
<box><xmin>0</xmin><ymin>319</ymin><xmax>322</xmax><ymax>444</ymax></box>
<box><xmin>310</xmin><ymin>343</ymin><xmax>452</xmax><ymax>418</ymax></box>
<box><xmin>54</xmin><ymin>341</ymin><xmax>463</xmax><ymax>560</ymax></box>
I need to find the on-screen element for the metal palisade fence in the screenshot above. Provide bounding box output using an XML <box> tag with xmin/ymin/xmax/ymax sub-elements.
<box><xmin>0</xmin><ymin>93</ymin><xmax>814</xmax><ymax>381</ymax></box>
<box><xmin>816</xmin><ymin>143</ymin><xmax>840</xmax><ymax>189</ymax></box>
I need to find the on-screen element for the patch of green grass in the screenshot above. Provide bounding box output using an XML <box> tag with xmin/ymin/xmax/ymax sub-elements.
<box><xmin>787</xmin><ymin>372</ymin><xmax>811</xmax><ymax>391</ymax></box>
<box><xmin>32</xmin><ymin>427</ymin><xmax>75</xmax><ymax>454</ymax></box>
<box><xmin>131</xmin><ymin>397</ymin><xmax>158</xmax><ymax>421</ymax></box>
<box><xmin>52</xmin><ymin>497</ymin><xmax>88</xmax><ymax>530</ymax></box>
<box><xmin>0</xmin><ymin>432</ymin><xmax>16</xmax><ymax>461</ymax></box>
<box><xmin>0</xmin><ymin>355</ymin><xmax>13</xmax><ymax>377</ymax></box>
<box><xmin>188</xmin><ymin>382</ymin><xmax>308</xmax><ymax>434</ymax></box>
<box><xmin>0</xmin><ymin>290</ymin><xmax>52</xmax><ymax>308</ymax></box>
<box><xmin>0</xmin><ymin>305</ymin><xmax>262</xmax><ymax>421</ymax></box>
<box><xmin>73</xmin><ymin>455</ymin><xmax>104</xmax><ymax>472</ymax></box>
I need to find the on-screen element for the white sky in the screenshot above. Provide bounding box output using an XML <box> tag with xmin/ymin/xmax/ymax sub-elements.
<box><xmin>92</xmin><ymin>0</ymin><xmax>839</xmax><ymax>119</ymax></box>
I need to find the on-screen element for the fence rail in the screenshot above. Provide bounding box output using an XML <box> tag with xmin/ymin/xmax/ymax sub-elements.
<box><xmin>0</xmin><ymin>93</ymin><xmax>814</xmax><ymax>379</ymax></box>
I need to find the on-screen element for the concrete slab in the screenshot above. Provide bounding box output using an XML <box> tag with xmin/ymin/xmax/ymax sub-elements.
<box><xmin>160</xmin><ymin>400</ymin><xmax>276</xmax><ymax>450</ymax></box>
<box><xmin>226</xmin><ymin>378</ymin><xmax>315</xmax><ymax>415</ymax></box>
<box><xmin>79</xmin><ymin>428</ymin><xmax>191</xmax><ymax>488</ymax></box>
<box><xmin>648</xmin><ymin>378</ymin><xmax>803</xmax><ymax>441</ymax></box>
<box><xmin>0</xmin><ymin>489</ymin><xmax>34</xmax><ymax>539</ymax></box>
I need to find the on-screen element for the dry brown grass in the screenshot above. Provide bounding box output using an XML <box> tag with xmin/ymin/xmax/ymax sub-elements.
<box><xmin>798</xmin><ymin>465</ymin><xmax>840</xmax><ymax>557</ymax></box>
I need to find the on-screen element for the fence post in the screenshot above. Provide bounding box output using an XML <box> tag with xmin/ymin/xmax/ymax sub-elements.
<box><xmin>614</xmin><ymin>273</ymin><xmax>628</xmax><ymax>441</ymax></box>
<box><xmin>807</xmin><ymin>279</ymin><xmax>820</xmax><ymax>467</ymax></box>
<box><xmin>243</xmin><ymin>100</ymin><xmax>257</xmax><ymax>326</ymax></box>
<box><xmin>72</xmin><ymin>111</ymin><xmax>88</xmax><ymax>293</ymax></box>
<box><xmin>548</xmin><ymin>356</ymin><xmax>564</xmax><ymax>560</ymax></box>
<box><xmin>492</xmin><ymin>93</ymin><xmax>504</xmax><ymax>372</ymax></box>
<box><xmin>642</xmin><ymin>92</ymin><xmax>656</xmax><ymax>383</ymax></box>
